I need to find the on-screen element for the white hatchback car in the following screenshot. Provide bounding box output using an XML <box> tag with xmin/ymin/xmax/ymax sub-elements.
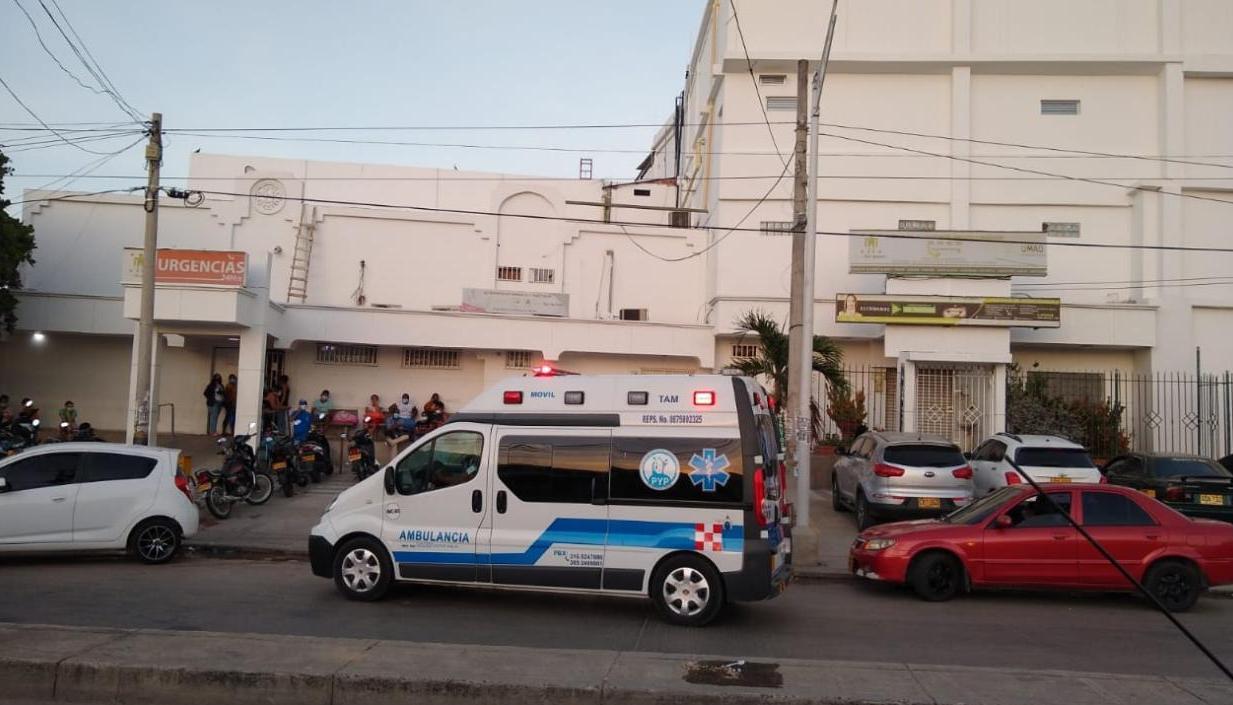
<box><xmin>968</xmin><ymin>433</ymin><xmax>1102</xmax><ymax>495</ymax></box>
<box><xmin>0</xmin><ymin>443</ymin><xmax>198</xmax><ymax>563</ymax></box>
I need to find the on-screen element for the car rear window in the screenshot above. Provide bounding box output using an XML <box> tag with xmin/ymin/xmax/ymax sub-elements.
<box><xmin>1014</xmin><ymin>447</ymin><xmax>1094</xmax><ymax>469</ymax></box>
<box><xmin>1153</xmin><ymin>458</ymin><xmax>1231</xmax><ymax>479</ymax></box>
<box><xmin>884</xmin><ymin>444</ymin><xmax>965</xmax><ymax>468</ymax></box>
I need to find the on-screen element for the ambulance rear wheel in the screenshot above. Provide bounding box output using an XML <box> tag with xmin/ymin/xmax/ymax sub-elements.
<box><xmin>650</xmin><ymin>554</ymin><xmax>724</xmax><ymax>627</ymax></box>
<box><xmin>333</xmin><ymin>537</ymin><xmax>393</xmax><ymax>602</ymax></box>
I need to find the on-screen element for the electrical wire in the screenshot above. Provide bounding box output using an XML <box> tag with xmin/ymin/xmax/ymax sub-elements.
<box><xmin>0</xmin><ymin>73</ymin><xmax>122</xmax><ymax>155</ymax></box>
<box><xmin>5</xmin><ymin>186</ymin><xmax>142</xmax><ymax>207</ymax></box>
<box><xmin>0</xmin><ymin>130</ymin><xmax>144</xmax><ymax>152</ymax></box>
<box><xmin>9</xmin><ymin>0</ymin><xmax>109</xmax><ymax>97</ymax></box>
<box><xmin>25</xmin><ymin>134</ymin><xmax>144</xmax><ymax>194</ymax></box>
<box><xmin>35</xmin><ymin>0</ymin><xmax>143</xmax><ymax>122</ymax></box>
<box><xmin>11</xmin><ymin>172</ymin><xmax>1233</xmax><ymax>183</ymax></box>
<box><xmin>730</xmin><ymin>1</ymin><xmax>787</xmax><ymax>167</ymax></box>
<box><xmin>820</xmin><ymin>131</ymin><xmax>1233</xmax><ymax>207</ymax></box>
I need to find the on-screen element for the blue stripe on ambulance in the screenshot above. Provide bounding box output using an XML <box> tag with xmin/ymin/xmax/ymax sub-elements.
<box><xmin>391</xmin><ymin>518</ymin><xmax>743</xmax><ymax>566</ymax></box>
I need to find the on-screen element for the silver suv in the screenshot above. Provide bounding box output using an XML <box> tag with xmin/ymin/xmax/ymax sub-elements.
<box><xmin>831</xmin><ymin>431</ymin><xmax>974</xmax><ymax>529</ymax></box>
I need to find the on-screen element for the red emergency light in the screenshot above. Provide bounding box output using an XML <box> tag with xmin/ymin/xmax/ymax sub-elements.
<box><xmin>693</xmin><ymin>390</ymin><xmax>716</xmax><ymax>406</ymax></box>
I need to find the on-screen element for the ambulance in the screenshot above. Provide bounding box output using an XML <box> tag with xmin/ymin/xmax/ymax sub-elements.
<box><xmin>308</xmin><ymin>372</ymin><xmax>791</xmax><ymax>626</ymax></box>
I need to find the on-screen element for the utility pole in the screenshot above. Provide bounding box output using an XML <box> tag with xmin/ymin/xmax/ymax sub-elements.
<box><xmin>131</xmin><ymin>113</ymin><xmax>161</xmax><ymax>446</ymax></box>
<box><xmin>795</xmin><ymin>1</ymin><xmax>840</xmax><ymax>530</ymax></box>
<box><xmin>784</xmin><ymin>60</ymin><xmax>810</xmax><ymax>501</ymax></box>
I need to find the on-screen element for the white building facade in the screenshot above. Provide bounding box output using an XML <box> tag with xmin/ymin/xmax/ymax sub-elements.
<box><xmin>2</xmin><ymin>0</ymin><xmax>1232</xmax><ymax>453</ymax></box>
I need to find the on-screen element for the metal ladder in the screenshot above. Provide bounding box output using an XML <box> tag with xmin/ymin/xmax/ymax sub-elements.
<box><xmin>287</xmin><ymin>205</ymin><xmax>316</xmax><ymax>303</ymax></box>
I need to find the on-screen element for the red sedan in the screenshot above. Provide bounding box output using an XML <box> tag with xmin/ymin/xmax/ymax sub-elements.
<box><xmin>849</xmin><ymin>483</ymin><xmax>1233</xmax><ymax>611</ymax></box>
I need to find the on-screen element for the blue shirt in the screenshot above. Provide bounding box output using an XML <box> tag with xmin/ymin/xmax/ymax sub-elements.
<box><xmin>290</xmin><ymin>409</ymin><xmax>312</xmax><ymax>442</ymax></box>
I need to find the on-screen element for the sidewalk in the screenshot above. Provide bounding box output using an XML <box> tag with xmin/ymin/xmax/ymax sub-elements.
<box><xmin>3</xmin><ymin>621</ymin><xmax>1229</xmax><ymax>705</ymax></box>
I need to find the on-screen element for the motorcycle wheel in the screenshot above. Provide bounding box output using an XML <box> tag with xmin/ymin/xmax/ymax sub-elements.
<box><xmin>310</xmin><ymin>465</ymin><xmax>323</xmax><ymax>483</ymax></box>
<box><xmin>205</xmin><ymin>485</ymin><xmax>233</xmax><ymax>519</ymax></box>
<box><xmin>281</xmin><ymin>472</ymin><xmax>295</xmax><ymax>497</ymax></box>
<box><xmin>246</xmin><ymin>472</ymin><xmax>274</xmax><ymax>505</ymax></box>
<box><xmin>297</xmin><ymin>474</ymin><xmax>310</xmax><ymax>488</ymax></box>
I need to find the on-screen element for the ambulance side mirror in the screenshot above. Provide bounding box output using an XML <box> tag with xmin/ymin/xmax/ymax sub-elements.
<box><xmin>383</xmin><ymin>466</ymin><xmax>396</xmax><ymax>495</ymax></box>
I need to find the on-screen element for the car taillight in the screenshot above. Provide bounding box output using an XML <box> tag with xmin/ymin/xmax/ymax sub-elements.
<box><xmin>754</xmin><ymin>468</ymin><xmax>769</xmax><ymax>526</ymax></box>
<box><xmin>1165</xmin><ymin>485</ymin><xmax>1185</xmax><ymax>501</ymax></box>
<box><xmin>174</xmin><ymin>474</ymin><xmax>193</xmax><ymax>502</ymax></box>
<box><xmin>874</xmin><ymin>463</ymin><xmax>905</xmax><ymax>478</ymax></box>
<box><xmin>778</xmin><ymin>459</ymin><xmax>788</xmax><ymax>516</ymax></box>
<box><xmin>1004</xmin><ymin>471</ymin><xmax>1022</xmax><ymax>485</ymax></box>
<box><xmin>952</xmin><ymin>465</ymin><xmax>973</xmax><ymax>480</ymax></box>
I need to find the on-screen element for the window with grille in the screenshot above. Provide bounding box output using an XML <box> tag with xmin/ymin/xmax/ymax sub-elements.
<box><xmin>1043</xmin><ymin>222</ymin><xmax>1081</xmax><ymax>238</ymax></box>
<box><xmin>529</xmin><ymin>267</ymin><xmax>555</xmax><ymax>284</ymax></box>
<box><xmin>497</xmin><ymin>266</ymin><xmax>522</xmax><ymax>282</ymax></box>
<box><xmin>759</xmin><ymin>74</ymin><xmax>786</xmax><ymax>86</ymax></box>
<box><xmin>316</xmin><ymin>343</ymin><xmax>377</xmax><ymax>366</ymax></box>
<box><xmin>506</xmin><ymin>351</ymin><xmax>531</xmax><ymax>369</ymax></box>
<box><xmin>402</xmin><ymin>347</ymin><xmax>461</xmax><ymax>369</ymax></box>
<box><xmin>766</xmin><ymin>96</ymin><xmax>797</xmax><ymax>111</ymax></box>
<box><xmin>731</xmin><ymin>344</ymin><xmax>760</xmax><ymax>359</ymax></box>
<box><xmin>1041</xmin><ymin>99</ymin><xmax>1080</xmax><ymax>115</ymax></box>
<box><xmin>760</xmin><ymin>221</ymin><xmax>794</xmax><ymax>236</ymax></box>
<box><xmin>619</xmin><ymin>308</ymin><xmax>648</xmax><ymax>321</ymax></box>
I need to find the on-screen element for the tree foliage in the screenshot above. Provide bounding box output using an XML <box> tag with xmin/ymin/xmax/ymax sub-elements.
<box><xmin>0</xmin><ymin>150</ymin><xmax>37</xmax><ymax>333</ymax></box>
<box><xmin>726</xmin><ymin>309</ymin><xmax>848</xmax><ymax>443</ymax></box>
<box><xmin>1005</xmin><ymin>364</ymin><xmax>1130</xmax><ymax>458</ymax></box>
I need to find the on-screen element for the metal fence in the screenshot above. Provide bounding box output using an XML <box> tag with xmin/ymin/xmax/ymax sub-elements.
<box><xmin>811</xmin><ymin>365</ymin><xmax>1233</xmax><ymax>461</ymax></box>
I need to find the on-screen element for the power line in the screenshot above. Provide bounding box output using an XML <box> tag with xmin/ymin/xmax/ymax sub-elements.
<box><xmin>25</xmin><ymin>135</ymin><xmax>145</xmax><ymax>194</ymax></box>
<box><xmin>730</xmin><ymin>1</ymin><xmax>786</xmax><ymax>167</ymax></box>
<box><xmin>11</xmin><ymin>172</ymin><xmax>1233</xmax><ymax>183</ymax></box>
<box><xmin>0</xmin><ymin>73</ymin><xmax>122</xmax><ymax>155</ymax></box>
<box><xmin>35</xmin><ymin>0</ymin><xmax>143</xmax><ymax>122</ymax></box>
<box><xmin>820</xmin><ymin>131</ymin><xmax>1233</xmax><ymax>207</ymax></box>
<box><xmin>5</xmin><ymin>186</ymin><xmax>142</xmax><ymax>207</ymax></box>
<box><xmin>0</xmin><ymin>130</ymin><xmax>144</xmax><ymax>153</ymax></box>
<box><xmin>9</xmin><ymin>0</ymin><xmax>108</xmax><ymax>97</ymax></box>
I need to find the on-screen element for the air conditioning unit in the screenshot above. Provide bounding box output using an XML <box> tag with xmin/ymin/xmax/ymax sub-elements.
<box><xmin>669</xmin><ymin>210</ymin><xmax>690</xmax><ymax>228</ymax></box>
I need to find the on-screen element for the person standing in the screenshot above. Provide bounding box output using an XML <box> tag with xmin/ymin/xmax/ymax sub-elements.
<box><xmin>203</xmin><ymin>374</ymin><xmax>225</xmax><ymax>436</ymax></box>
<box><xmin>223</xmin><ymin>375</ymin><xmax>238</xmax><ymax>435</ymax></box>
<box><xmin>273</xmin><ymin>374</ymin><xmax>291</xmax><ymax>433</ymax></box>
<box><xmin>58</xmin><ymin>401</ymin><xmax>78</xmax><ymax>438</ymax></box>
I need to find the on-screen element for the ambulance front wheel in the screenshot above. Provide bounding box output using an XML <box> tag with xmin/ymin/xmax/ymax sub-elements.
<box><xmin>650</xmin><ymin>554</ymin><xmax>725</xmax><ymax>627</ymax></box>
<box><xmin>333</xmin><ymin>537</ymin><xmax>393</xmax><ymax>602</ymax></box>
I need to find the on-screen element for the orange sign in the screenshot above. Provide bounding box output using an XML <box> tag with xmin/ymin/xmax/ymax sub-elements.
<box><xmin>154</xmin><ymin>249</ymin><xmax>247</xmax><ymax>286</ymax></box>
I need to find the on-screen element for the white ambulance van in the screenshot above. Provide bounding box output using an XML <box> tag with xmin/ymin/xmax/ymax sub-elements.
<box><xmin>308</xmin><ymin>373</ymin><xmax>791</xmax><ymax>626</ymax></box>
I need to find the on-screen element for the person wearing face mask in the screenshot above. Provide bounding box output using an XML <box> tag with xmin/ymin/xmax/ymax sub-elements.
<box><xmin>385</xmin><ymin>393</ymin><xmax>417</xmax><ymax>445</ymax></box>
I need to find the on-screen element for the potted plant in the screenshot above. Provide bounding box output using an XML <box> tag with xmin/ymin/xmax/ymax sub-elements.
<box><xmin>816</xmin><ymin>433</ymin><xmax>843</xmax><ymax>456</ymax></box>
<box><xmin>826</xmin><ymin>386</ymin><xmax>867</xmax><ymax>443</ymax></box>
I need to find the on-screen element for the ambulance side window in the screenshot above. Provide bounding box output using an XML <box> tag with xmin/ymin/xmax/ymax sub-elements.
<box><xmin>497</xmin><ymin>436</ymin><xmax>610</xmax><ymax>504</ymax></box>
<box><xmin>610</xmin><ymin>437</ymin><xmax>744</xmax><ymax>504</ymax></box>
<box><xmin>394</xmin><ymin>432</ymin><xmax>483</xmax><ymax>496</ymax></box>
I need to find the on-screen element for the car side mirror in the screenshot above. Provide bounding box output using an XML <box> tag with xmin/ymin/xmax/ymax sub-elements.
<box><xmin>0</xmin><ymin>477</ymin><xmax>8</xmax><ymax>492</ymax></box>
<box><xmin>383</xmin><ymin>466</ymin><xmax>396</xmax><ymax>495</ymax></box>
<box><xmin>994</xmin><ymin>514</ymin><xmax>1013</xmax><ymax>529</ymax></box>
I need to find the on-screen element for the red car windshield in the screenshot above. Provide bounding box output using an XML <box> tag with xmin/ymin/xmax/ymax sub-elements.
<box><xmin>944</xmin><ymin>486</ymin><xmax>1021</xmax><ymax>525</ymax></box>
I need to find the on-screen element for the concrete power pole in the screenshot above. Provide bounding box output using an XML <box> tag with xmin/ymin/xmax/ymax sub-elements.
<box><xmin>784</xmin><ymin>60</ymin><xmax>810</xmax><ymax>509</ymax></box>
<box><xmin>795</xmin><ymin>1</ymin><xmax>840</xmax><ymax>531</ymax></box>
<box><xmin>131</xmin><ymin>113</ymin><xmax>162</xmax><ymax>446</ymax></box>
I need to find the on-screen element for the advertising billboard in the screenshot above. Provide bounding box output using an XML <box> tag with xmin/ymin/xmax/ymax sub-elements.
<box><xmin>849</xmin><ymin>230</ymin><xmax>1047</xmax><ymax>277</ymax></box>
<box><xmin>835</xmin><ymin>293</ymin><xmax>1061</xmax><ymax>328</ymax></box>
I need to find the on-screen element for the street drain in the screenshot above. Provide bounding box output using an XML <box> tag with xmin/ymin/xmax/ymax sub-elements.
<box><xmin>684</xmin><ymin>660</ymin><xmax>783</xmax><ymax>688</ymax></box>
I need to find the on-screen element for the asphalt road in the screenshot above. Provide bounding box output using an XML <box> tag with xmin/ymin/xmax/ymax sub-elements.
<box><xmin>2</xmin><ymin>554</ymin><xmax>1232</xmax><ymax>680</ymax></box>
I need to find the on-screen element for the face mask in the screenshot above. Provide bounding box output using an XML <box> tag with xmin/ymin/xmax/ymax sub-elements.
<box><xmin>402</xmin><ymin>398</ymin><xmax>409</xmax><ymax>403</ymax></box>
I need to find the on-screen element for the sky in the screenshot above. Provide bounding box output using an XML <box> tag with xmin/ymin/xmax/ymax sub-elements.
<box><xmin>1</xmin><ymin>1</ymin><xmax>707</xmax><ymax>208</ymax></box>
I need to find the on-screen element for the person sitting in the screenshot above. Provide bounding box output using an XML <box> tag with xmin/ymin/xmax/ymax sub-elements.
<box><xmin>423</xmin><ymin>393</ymin><xmax>446</xmax><ymax>423</ymax></box>
<box><xmin>290</xmin><ymin>400</ymin><xmax>313</xmax><ymax>444</ymax></box>
<box><xmin>364</xmin><ymin>394</ymin><xmax>386</xmax><ymax>435</ymax></box>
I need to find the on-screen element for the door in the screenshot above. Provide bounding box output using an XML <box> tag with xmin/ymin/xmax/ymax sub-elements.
<box><xmin>0</xmin><ymin>451</ymin><xmax>82</xmax><ymax>545</ymax></box>
<box><xmin>73</xmin><ymin>451</ymin><xmax>159</xmax><ymax>544</ymax></box>
<box><xmin>380</xmin><ymin>425</ymin><xmax>488</xmax><ymax>582</ymax></box>
<box><xmin>1076</xmin><ymin>490</ymin><xmax>1163</xmax><ymax>587</ymax></box>
<box><xmin>838</xmin><ymin>436</ymin><xmax>871</xmax><ymax>502</ymax></box>
<box><xmin>490</xmin><ymin>430</ymin><xmax>611</xmax><ymax>589</ymax></box>
<box><xmin>980</xmin><ymin>491</ymin><xmax>1078</xmax><ymax>586</ymax></box>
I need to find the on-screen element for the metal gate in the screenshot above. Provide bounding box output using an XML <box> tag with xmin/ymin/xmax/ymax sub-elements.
<box><xmin>916</xmin><ymin>364</ymin><xmax>995</xmax><ymax>449</ymax></box>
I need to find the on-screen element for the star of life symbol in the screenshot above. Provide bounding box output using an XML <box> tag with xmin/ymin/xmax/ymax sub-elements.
<box><xmin>694</xmin><ymin>523</ymin><xmax>724</xmax><ymax>551</ymax></box>
<box><xmin>688</xmin><ymin>449</ymin><xmax>730</xmax><ymax>492</ymax></box>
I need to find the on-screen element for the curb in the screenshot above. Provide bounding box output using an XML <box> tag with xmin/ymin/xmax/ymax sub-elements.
<box><xmin>1</xmin><ymin>622</ymin><xmax>1229</xmax><ymax>705</ymax></box>
<box><xmin>184</xmin><ymin>543</ymin><xmax>307</xmax><ymax>561</ymax></box>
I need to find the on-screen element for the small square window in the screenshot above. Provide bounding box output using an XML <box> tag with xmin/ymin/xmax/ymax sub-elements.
<box><xmin>760</xmin><ymin>221</ymin><xmax>794</xmax><ymax>236</ymax></box>
<box><xmin>766</xmin><ymin>96</ymin><xmax>797</xmax><ymax>111</ymax></box>
<box><xmin>759</xmin><ymin>74</ymin><xmax>786</xmax><ymax>86</ymax></box>
<box><xmin>497</xmin><ymin>266</ymin><xmax>522</xmax><ymax>282</ymax></box>
<box><xmin>619</xmin><ymin>308</ymin><xmax>647</xmax><ymax>321</ymax></box>
<box><xmin>506</xmin><ymin>351</ymin><xmax>532</xmax><ymax>369</ymax></box>
<box><xmin>529</xmin><ymin>267</ymin><xmax>555</xmax><ymax>284</ymax></box>
<box><xmin>633</xmin><ymin>188</ymin><xmax>651</xmax><ymax>197</ymax></box>
<box><xmin>731</xmin><ymin>344</ymin><xmax>760</xmax><ymax>359</ymax></box>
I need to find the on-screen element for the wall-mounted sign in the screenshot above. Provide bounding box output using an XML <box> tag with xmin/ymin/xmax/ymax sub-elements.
<box><xmin>123</xmin><ymin>248</ymin><xmax>248</xmax><ymax>287</ymax></box>
<box><xmin>849</xmin><ymin>230</ymin><xmax>1047</xmax><ymax>277</ymax></box>
<box><xmin>835</xmin><ymin>293</ymin><xmax>1061</xmax><ymax>328</ymax></box>
<box><xmin>461</xmin><ymin>288</ymin><xmax>569</xmax><ymax>317</ymax></box>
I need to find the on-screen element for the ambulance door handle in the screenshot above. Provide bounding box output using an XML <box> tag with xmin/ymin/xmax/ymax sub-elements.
<box><xmin>496</xmin><ymin>490</ymin><xmax>507</xmax><ymax>514</ymax></box>
<box><xmin>471</xmin><ymin>489</ymin><xmax>482</xmax><ymax>513</ymax></box>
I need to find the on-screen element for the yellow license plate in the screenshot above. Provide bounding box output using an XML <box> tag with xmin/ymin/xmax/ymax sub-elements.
<box><xmin>1142</xmin><ymin>488</ymin><xmax>1157</xmax><ymax>498</ymax></box>
<box><xmin>918</xmin><ymin>497</ymin><xmax>941</xmax><ymax>509</ymax></box>
<box><xmin>1200</xmin><ymin>494</ymin><xmax>1225</xmax><ymax>506</ymax></box>
<box><xmin>272</xmin><ymin>461</ymin><xmax>287</xmax><ymax>470</ymax></box>
<box><xmin>301</xmin><ymin>454</ymin><xmax>316</xmax><ymax>462</ymax></box>
<box><xmin>348</xmin><ymin>451</ymin><xmax>361</xmax><ymax>461</ymax></box>
<box><xmin>196</xmin><ymin>482</ymin><xmax>211</xmax><ymax>492</ymax></box>
<box><xmin>1049</xmin><ymin>476</ymin><xmax>1072</xmax><ymax>483</ymax></box>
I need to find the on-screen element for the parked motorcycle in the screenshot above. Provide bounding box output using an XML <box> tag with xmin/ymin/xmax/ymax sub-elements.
<box><xmin>291</xmin><ymin>415</ymin><xmax>328</xmax><ymax>484</ymax></box>
<box><xmin>263</xmin><ymin>431</ymin><xmax>306</xmax><ymax>498</ymax></box>
<box><xmin>344</xmin><ymin>417</ymin><xmax>378</xmax><ymax>482</ymax></box>
<box><xmin>195</xmin><ymin>424</ymin><xmax>273</xmax><ymax>519</ymax></box>
<box><xmin>306</xmin><ymin>412</ymin><xmax>334</xmax><ymax>476</ymax></box>
<box><xmin>1</xmin><ymin>417</ymin><xmax>39</xmax><ymax>454</ymax></box>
